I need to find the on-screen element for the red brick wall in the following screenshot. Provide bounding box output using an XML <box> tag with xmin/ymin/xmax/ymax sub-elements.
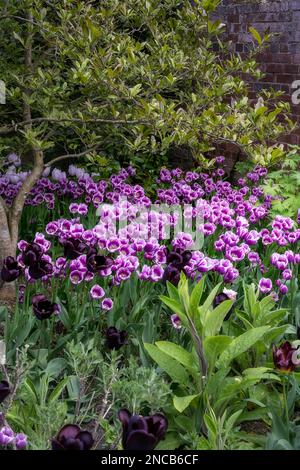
<box><xmin>217</xmin><ymin>0</ymin><xmax>300</xmax><ymax>147</ymax></box>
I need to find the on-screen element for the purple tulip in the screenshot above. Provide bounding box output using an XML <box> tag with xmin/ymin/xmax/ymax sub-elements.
<box><xmin>1</xmin><ymin>256</ymin><xmax>21</xmax><ymax>282</ymax></box>
<box><xmin>32</xmin><ymin>294</ymin><xmax>60</xmax><ymax>320</ymax></box>
<box><xmin>118</xmin><ymin>409</ymin><xmax>168</xmax><ymax>451</ymax></box>
<box><xmin>86</xmin><ymin>251</ymin><xmax>113</xmax><ymax>274</ymax></box>
<box><xmin>106</xmin><ymin>327</ymin><xmax>128</xmax><ymax>350</ymax></box>
<box><xmin>101</xmin><ymin>298</ymin><xmax>114</xmax><ymax>311</ymax></box>
<box><xmin>273</xmin><ymin>341</ymin><xmax>298</xmax><ymax>372</ymax></box>
<box><xmin>61</xmin><ymin>238</ymin><xmax>87</xmax><ymax>260</ymax></box>
<box><xmin>258</xmin><ymin>278</ymin><xmax>272</xmax><ymax>294</ymax></box>
<box><xmin>171</xmin><ymin>314</ymin><xmax>182</xmax><ymax>329</ymax></box>
<box><xmin>51</xmin><ymin>424</ymin><xmax>94</xmax><ymax>450</ymax></box>
<box><xmin>90</xmin><ymin>284</ymin><xmax>105</xmax><ymax>299</ymax></box>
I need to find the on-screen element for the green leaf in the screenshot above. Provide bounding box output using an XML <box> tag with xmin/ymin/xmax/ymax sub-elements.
<box><xmin>156</xmin><ymin>433</ymin><xmax>181</xmax><ymax>450</ymax></box>
<box><xmin>178</xmin><ymin>273</ymin><xmax>190</xmax><ymax>313</ymax></box>
<box><xmin>216</xmin><ymin>326</ymin><xmax>270</xmax><ymax>368</ymax></box>
<box><xmin>204</xmin><ymin>335</ymin><xmax>233</xmax><ymax>369</ymax></box>
<box><xmin>44</xmin><ymin>358</ymin><xmax>67</xmax><ymax>378</ymax></box>
<box><xmin>159</xmin><ymin>296</ymin><xmax>185</xmax><ymax>318</ymax></box>
<box><xmin>189</xmin><ymin>277</ymin><xmax>205</xmax><ymax>318</ymax></box>
<box><xmin>198</xmin><ymin>282</ymin><xmax>222</xmax><ymax>321</ymax></box>
<box><xmin>173</xmin><ymin>394</ymin><xmax>199</xmax><ymax>413</ymax></box>
<box><xmin>155</xmin><ymin>341</ymin><xmax>195</xmax><ymax>369</ymax></box>
<box><xmin>48</xmin><ymin>377</ymin><xmax>69</xmax><ymax>403</ymax></box>
<box><xmin>129</xmin><ymin>84</ymin><xmax>142</xmax><ymax>97</ymax></box>
<box><xmin>203</xmin><ymin>299</ymin><xmax>233</xmax><ymax>337</ymax></box>
<box><xmin>224</xmin><ymin>410</ymin><xmax>243</xmax><ymax>440</ymax></box>
<box><xmin>166</xmin><ymin>281</ymin><xmax>180</xmax><ymax>302</ymax></box>
<box><xmin>144</xmin><ymin>343</ymin><xmax>190</xmax><ymax>385</ymax></box>
<box><xmin>249</xmin><ymin>27</ymin><xmax>262</xmax><ymax>45</ymax></box>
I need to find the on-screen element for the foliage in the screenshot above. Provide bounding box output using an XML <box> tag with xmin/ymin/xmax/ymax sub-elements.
<box><xmin>263</xmin><ymin>147</ymin><xmax>300</xmax><ymax>219</ymax></box>
<box><xmin>0</xmin><ymin>0</ymin><xmax>294</xmax><ymax>176</ymax></box>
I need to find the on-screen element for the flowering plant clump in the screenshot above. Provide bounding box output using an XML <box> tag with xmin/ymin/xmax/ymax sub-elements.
<box><xmin>0</xmin><ymin>156</ymin><xmax>299</xmax><ymax>451</ymax></box>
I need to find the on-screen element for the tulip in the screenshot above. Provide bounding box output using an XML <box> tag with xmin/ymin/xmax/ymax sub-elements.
<box><xmin>0</xmin><ymin>380</ymin><xmax>10</xmax><ymax>404</ymax></box>
<box><xmin>51</xmin><ymin>424</ymin><xmax>94</xmax><ymax>450</ymax></box>
<box><xmin>101</xmin><ymin>298</ymin><xmax>114</xmax><ymax>311</ymax></box>
<box><xmin>163</xmin><ymin>265</ymin><xmax>180</xmax><ymax>286</ymax></box>
<box><xmin>28</xmin><ymin>258</ymin><xmax>53</xmax><ymax>280</ymax></box>
<box><xmin>86</xmin><ymin>251</ymin><xmax>113</xmax><ymax>274</ymax></box>
<box><xmin>61</xmin><ymin>238</ymin><xmax>86</xmax><ymax>260</ymax></box>
<box><xmin>21</xmin><ymin>242</ymin><xmax>43</xmax><ymax>266</ymax></box>
<box><xmin>258</xmin><ymin>278</ymin><xmax>273</xmax><ymax>294</ymax></box>
<box><xmin>90</xmin><ymin>284</ymin><xmax>105</xmax><ymax>299</ymax></box>
<box><xmin>118</xmin><ymin>409</ymin><xmax>168</xmax><ymax>451</ymax></box>
<box><xmin>171</xmin><ymin>314</ymin><xmax>182</xmax><ymax>329</ymax></box>
<box><xmin>106</xmin><ymin>327</ymin><xmax>128</xmax><ymax>350</ymax></box>
<box><xmin>273</xmin><ymin>341</ymin><xmax>298</xmax><ymax>372</ymax></box>
<box><xmin>0</xmin><ymin>256</ymin><xmax>21</xmax><ymax>282</ymax></box>
<box><xmin>32</xmin><ymin>294</ymin><xmax>60</xmax><ymax>320</ymax></box>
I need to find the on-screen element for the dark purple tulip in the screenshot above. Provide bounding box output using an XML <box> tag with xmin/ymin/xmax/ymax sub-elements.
<box><xmin>86</xmin><ymin>251</ymin><xmax>113</xmax><ymax>274</ymax></box>
<box><xmin>166</xmin><ymin>251</ymin><xmax>183</xmax><ymax>266</ymax></box>
<box><xmin>60</xmin><ymin>238</ymin><xmax>86</xmax><ymax>260</ymax></box>
<box><xmin>0</xmin><ymin>380</ymin><xmax>10</xmax><ymax>404</ymax></box>
<box><xmin>106</xmin><ymin>327</ymin><xmax>128</xmax><ymax>350</ymax></box>
<box><xmin>22</xmin><ymin>243</ymin><xmax>43</xmax><ymax>266</ymax></box>
<box><xmin>273</xmin><ymin>341</ymin><xmax>298</xmax><ymax>372</ymax></box>
<box><xmin>1</xmin><ymin>256</ymin><xmax>21</xmax><ymax>282</ymax></box>
<box><xmin>163</xmin><ymin>265</ymin><xmax>180</xmax><ymax>286</ymax></box>
<box><xmin>51</xmin><ymin>424</ymin><xmax>94</xmax><ymax>450</ymax></box>
<box><xmin>213</xmin><ymin>293</ymin><xmax>234</xmax><ymax>321</ymax></box>
<box><xmin>32</xmin><ymin>294</ymin><xmax>60</xmax><ymax>320</ymax></box>
<box><xmin>28</xmin><ymin>259</ymin><xmax>53</xmax><ymax>280</ymax></box>
<box><xmin>118</xmin><ymin>409</ymin><xmax>168</xmax><ymax>451</ymax></box>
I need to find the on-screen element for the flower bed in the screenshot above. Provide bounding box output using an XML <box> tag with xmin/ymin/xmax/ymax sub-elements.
<box><xmin>0</xmin><ymin>157</ymin><xmax>299</xmax><ymax>450</ymax></box>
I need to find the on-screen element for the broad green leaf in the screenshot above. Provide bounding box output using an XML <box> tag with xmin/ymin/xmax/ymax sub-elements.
<box><xmin>159</xmin><ymin>296</ymin><xmax>187</xmax><ymax>326</ymax></box>
<box><xmin>262</xmin><ymin>325</ymin><xmax>288</xmax><ymax>344</ymax></box>
<box><xmin>44</xmin><ymin>358</ymin><xmax>67</xmax><ymax>378</ymax></box>
<box><xmin>166</xmin><ymin>281</ymin><xmax>180</xmax><ymax>301</ymax></box>
<box><xmin>203</xmin><ymin>299</ymin><xmax>233</xmax><ymax>337</ymax></box>
<box><xmin>144</xmin><ymin>343</ymin><xmax>189</xmax><ymax>385</ymax></box>
<box><xmin>156</xmin><ymin>433</ymin><xmax>181</xmax><ymax>450</ymax></box>
<box><xmin>155</xmin><ymin>341</ymin><xmax>195</xmax><ymax>369</ymax></box>
<box><xmin>173</xmin><ymin>394</ymin><xmax>199</xmax><ymax>413</ymax></box>
<box><xmin>204</xmin><ymin>335</ymin><xmax>232</xmax><ymax>369</ymax></box>
<box><xmin>216</xmin><ymin>326</ymin><xmax>270</xmax><ymax>368</ymax></box>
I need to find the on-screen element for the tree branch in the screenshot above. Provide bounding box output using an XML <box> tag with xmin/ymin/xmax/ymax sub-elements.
<box><xmin>45</xmin><ymin>145</ymin><xmax>102</xmax><ymax>167</ymax></box>
<box><xmin>0</xmin><ymin>116</ymin><xmax>149</xmax><ymax>136</ymax></box>
<box><xmin>9</xmin><ymin>148</ymin><xmax>44</xmax><ymax>252</ymax></box>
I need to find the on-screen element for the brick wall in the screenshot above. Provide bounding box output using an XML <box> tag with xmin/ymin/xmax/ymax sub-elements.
<box><xmin>217</xmin><ymin>0</ymin><xmax>300</xmax><ymax>151</ymax></box>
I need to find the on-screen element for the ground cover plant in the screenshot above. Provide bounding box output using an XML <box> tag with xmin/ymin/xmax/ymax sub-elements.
<box><xmin>0</xmin><ymin>155</ymin><xmax>299</xmax><ymax>450</ymax></box>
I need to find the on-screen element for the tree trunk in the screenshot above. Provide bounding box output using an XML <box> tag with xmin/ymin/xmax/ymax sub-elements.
<box><xmin>0</xmin><ymin>199</ymin><xmax>16</xmax><ymax>306</ymax></box>
<box><xmin>0</xmin><ymin>149</ymin><xmax>44</xmax><ymax>306</ymax></box>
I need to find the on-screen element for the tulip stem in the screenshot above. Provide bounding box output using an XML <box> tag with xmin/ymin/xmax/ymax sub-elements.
<box><xmin>282</xmin><ymin>377</ymin><xmax>289</xmax><ymax>426</ymax></box>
